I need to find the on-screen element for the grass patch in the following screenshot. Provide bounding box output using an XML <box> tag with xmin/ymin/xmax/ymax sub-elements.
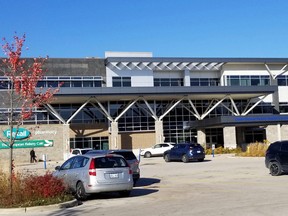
<box><xmin>0</xmin><ymin>171</ymin><xmax>74</xmax><ymax>208</ymax></box>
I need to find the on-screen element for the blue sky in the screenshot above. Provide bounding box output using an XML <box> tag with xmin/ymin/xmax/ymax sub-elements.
<box><xmin>1</xmin><ymin>0</ymin><xmax>288</xmax><ymax>58</ymax></box>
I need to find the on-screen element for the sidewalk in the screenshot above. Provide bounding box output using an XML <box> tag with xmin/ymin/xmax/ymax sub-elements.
<box><xmin>15</xmin><ymin>160</ymin><xmax>64</xmax><ymax>176</ymax></box>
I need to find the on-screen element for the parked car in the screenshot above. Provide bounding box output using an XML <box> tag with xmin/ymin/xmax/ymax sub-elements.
<box><xmin>265</xmin><ymin>140</ymin><xmax>288</xmax><ymax>176</ymax></box>
<box><xmin>69</xmin><ymin>148</ymin><xmax>92</xmax><ymax>158</ymax></box>
<box><xmin>53</xmin><ymin>154</ymin><xmax>133</xmax><ymax>200</ymax></box>
<box><xmin>163</xmin><ymin>142</ymin><xmax>205</xmax><ymax>163</ymax></box>
<box><xmin>86</xmin><ymin>149</ymin><xmax>140</xmax><ymax>185</ymax></box>
<box><xmin>140</xmin><ymin>143</ymin><xmax>175</xmax><ymax>158</ymax></box>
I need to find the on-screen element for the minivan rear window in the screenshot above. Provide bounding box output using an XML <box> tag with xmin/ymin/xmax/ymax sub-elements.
<box><xmin>110</xmin><ymin>151</ymin><xmax>136</xmax><ymax>160</ymax></box>
<box><xmin>94</xmin><ymin>157</ymin><xmax>128</xmax><ymax>168</ymax></box>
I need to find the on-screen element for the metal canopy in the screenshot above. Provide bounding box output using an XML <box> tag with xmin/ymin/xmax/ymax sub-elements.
<box><xmin>106</xmin><ymin>57</ymin><xmax>288</xmax><ymax>71</ymax></box>
<box><xmin>50</xmin><ymin>86</ymin><xmax>277</xmax><ymax>104</ymax></box>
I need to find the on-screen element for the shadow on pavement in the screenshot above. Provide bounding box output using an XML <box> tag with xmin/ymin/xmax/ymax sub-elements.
<box><xmin>135</xmin><ymin>177</ymin><xmax>160</xmax><ymax>187</ymax></box>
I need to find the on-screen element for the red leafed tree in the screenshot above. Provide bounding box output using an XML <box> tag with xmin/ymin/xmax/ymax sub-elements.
<box><xmin>0</xmin><ymin>34</ymin><xmax>61</xmax><ymax>191</ymax></box>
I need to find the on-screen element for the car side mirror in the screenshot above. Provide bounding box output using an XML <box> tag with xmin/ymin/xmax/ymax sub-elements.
<box><xmin>55</xmin><ymin>166</ymin><xmax>61</xmax><ymax>171</ymax></box>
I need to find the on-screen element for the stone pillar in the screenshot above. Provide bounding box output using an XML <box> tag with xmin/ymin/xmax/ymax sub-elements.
<box><xmin>281</xmin><ymin>124</ymin><xmax>288</xmax><ymax>140</ymax></box>
<box><xmin>223</xmin><ymin>126</ymin><xmax>237</xmax><ymax>149</ymax></box>
<box><xmin>110</xmin><ymin>121</ymin><xmax>120</xmax><ymax>149</ymax></box>
<box><xmin>266</xmin><ymin>124</ymin><xmax>280</xmax><ymax>143</ymax></box>
<box><xmin>155</xmin><ymin>120</ymin><xmax>164</xmax><ymax>143</ymax></box>
<box><xmin>197</xmin><ymin>129</ymin><xmax>206</xmax><ymax>147</ymax></box>
<box><xmin>63</xmin><ymin>123</ymin><xmax>70</xmax><ymax>160</ymax></box>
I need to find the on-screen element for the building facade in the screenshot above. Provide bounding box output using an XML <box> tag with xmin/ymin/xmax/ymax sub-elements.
<box><xmin>1</xmin><ymin>51</ymin><xmax>288</xmax><ymax>164</ymax></box>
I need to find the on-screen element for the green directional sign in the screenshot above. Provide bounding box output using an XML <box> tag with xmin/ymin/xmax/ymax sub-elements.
<box><xmin>0</xmin><ymin>140</ymin><xmax>54</xmax><ymax>149</ymax></box>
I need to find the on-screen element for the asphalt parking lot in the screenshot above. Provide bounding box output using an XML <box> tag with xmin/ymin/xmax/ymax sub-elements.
<box><xmin>3</xmin><ymin>154</ymin><xmax>288</xmax><ymax>216</ymax></box>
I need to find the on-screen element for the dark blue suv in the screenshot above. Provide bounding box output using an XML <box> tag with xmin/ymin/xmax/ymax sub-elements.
<box><xmin>163</xmin><ymin>143</ymin><xmax>205</xmax><ymax>163</ymax></box>
<box><xmin>265</xmin><ymin>140</ymin><xmax>288</xmax><ymax>176</ymax></box>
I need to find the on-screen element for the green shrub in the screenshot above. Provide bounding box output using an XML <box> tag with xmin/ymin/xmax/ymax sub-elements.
<box><xmin>0</xmin><ymin>171</ymin><xmax>73</xmax><ymax>208</ymax></box>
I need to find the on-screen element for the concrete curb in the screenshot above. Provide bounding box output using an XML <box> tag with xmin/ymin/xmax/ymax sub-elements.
<box><xmin>1</xmin><ymin>199</ymin><xmax>82</xmax><ymax>213</ymax></box>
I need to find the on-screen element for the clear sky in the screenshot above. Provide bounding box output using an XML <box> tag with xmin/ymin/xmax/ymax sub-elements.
<box><xmin>1</xmin><ymin>0</ymin><xmax>288</xmax><ymax>58</ymax></box>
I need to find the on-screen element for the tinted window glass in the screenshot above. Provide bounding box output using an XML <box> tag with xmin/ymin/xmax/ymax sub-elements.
<box><xmin>280</xmin><ymin>142</ymin><xmax>288</xmax><ymax>152</ymax></box>
<box><xmin>61</xmin><ymin>158</ymin><xmax>74</xmax><ymax>170</ymax></box>
<box><xmin>110</xmin><ymin>151</ymin><xmax>136</xmax><ymax>160</ymax></box>
<box><xmin>72</xmin><ymin>156</ymin><xmax>85</xmax><ymax>169</ymax></box>
<box><xmin>95</xmin><ymin>157</ymin><xmax>128</xmax><ymax>168</ymax></box>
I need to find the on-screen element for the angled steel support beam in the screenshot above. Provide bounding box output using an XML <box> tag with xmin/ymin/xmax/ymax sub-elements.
<box><xmin>67</xmin><ymin>98</ymin><xmax>92</xmax><ymax>123</ymax></box>
<box><xmin>44</xmin><ymin>104</ymin><xmax>66</xmax><ymax>124</ymax></box>
<box><xmin>228</xmin><ymin>96</ymin><xmax>240</xmax><ymax>116</ymax></box>
<box><xmin>159</xmin><ymin>98</ymin><xmax>184</xmax><ymax>120</ymax></box>
<box><xmin>187</xmin><ymin>99</ymin><xmax>201</xmax><ymax>120</ymax></box>
<box><xmin>241</xmin><ymin>95</ymin><xmax>269</xmax><ymax>116</ymax></box>
<box><xmin>137</xmin><ymin>98</ymin><xmax>158</xmax><ymax>120</ymax></box>
<box><xmin>265</xmin><ymin>63</ymin><xmax>288</xmax><ymax>79</ymax></box>
<box><xmin>92</xmin><ymin>98</ymin><xmax>113</xmax><ymax>122</ymax></box>
<box><xmin>115</xmin><ymin>98</ymin><xmax>140</xmax><ymax>122</ymax></box>
<box><xmin>200</xmin><ymin>96</ymin><xmax>229</xmax><ymax>120</ymax></box>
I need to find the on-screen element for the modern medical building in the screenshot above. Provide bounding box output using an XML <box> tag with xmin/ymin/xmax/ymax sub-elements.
<box><xmin>1</xmin><ymin>51</ymin><xmax>288</xmax><ymax>163</ymax></box>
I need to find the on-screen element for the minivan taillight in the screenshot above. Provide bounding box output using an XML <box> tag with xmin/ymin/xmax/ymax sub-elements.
<box><xmin>128</xmin><ymin>164</ymin><xmax>133</xmax><ymax>175</ymax></box>
<box><xmin>89</xmin><ymin>159</ymin><xmax>96</xmax><ymax>176</ymax></box>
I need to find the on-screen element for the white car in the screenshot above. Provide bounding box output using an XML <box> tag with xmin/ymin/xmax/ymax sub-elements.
<box><xmin>140</xmin><ymin>143</ymin><xmax>175</xmax><ymax>158</ymax></box>
<box><xmin>69</xmin><ymin>148</ymin><xmax>92</xmax><ymax>158</ymax></box>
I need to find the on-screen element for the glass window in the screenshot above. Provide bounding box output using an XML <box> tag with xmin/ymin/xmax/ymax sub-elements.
<box><xmin>251</xmin><ymin>76</ymin><xmax>260</xmax><ymax>86</ymax></box>
<box><xmin>278</xmin><ymin>76</ymin><xmax>286</xmax><ymax>86</ymax></box>
<box><xmin>112</xmin><ymin>77</ymin><xmax>121</xmax><ymax>87</ymax></box>
<box><xmin>37</xmin><ymin>81</ymin><xmax>46</xmax><ymax>88</ymax></box>
<box><xmin>154</xmin><ymin>79</ymin><xmax>160</xmax><ymax>86</ymax></box>
<box><xmin>47</xmin><ymin>81</ymin><xmax>59</xmax><ymax>87</ymax></box>
<box><xmin>61</xmin><ymin>81</ymin><xmax>71</xmax><ymax>87</ymax></box>
<box><xmin>94</xmin><ymin>81</ymin><xmax>102</xmax><ymax>87</ymax></box>
<box><xmin>122</xmin><ymin>77</ymin><xmax>131</xmax><ymax>87</ymax></box>
<box><xmin>200</xmin><ymin>78</ymin><xmax>209</xmax><ymax>86</ymax></box>
<box><xmin>71</xmin><ymin>81</ymin><xmax>82</xmax><ymax>87</ymax></box>
<box><xmin>190</xmin><ymin>78</ymin><xmax>199</xmax><ymax>86</ymax></box>
<box><xmin>83</xmin><ymin>81</ymin><xmax>94</xmax><ymax>87</ymax></box>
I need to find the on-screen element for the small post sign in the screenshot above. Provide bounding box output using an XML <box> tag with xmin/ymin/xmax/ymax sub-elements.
<box><xmin>212</xmin><ymin>144</ymin><xmax>215</xmax><ymax>157</ymax></box>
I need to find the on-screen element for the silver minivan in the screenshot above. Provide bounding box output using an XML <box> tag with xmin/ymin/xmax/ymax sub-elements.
<box><xmin>53</xmin><ymin>154</ymin><xmax>133</xmax><ymax>200</ymax></box>
<box><xmin>86</xmin><ymin>149</ymin><xmax>140</xmax><ymax>185</ymax></box>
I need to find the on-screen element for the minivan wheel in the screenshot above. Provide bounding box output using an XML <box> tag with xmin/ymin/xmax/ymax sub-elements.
<box><xmin>269</xmin><ymin>161</ymin><xmax>282</xmax><ymax>176</ymax></box>
<box><xmin>164</xmin><ymin>154</ymin><xmax>170</xmax><ymax>162</ymax></box>
<box><xmin>144</xmin><ymin>152</ymin><xmax>152</xmax><ymax>158</ymax></box>
<box><xmin>75</xmin><ymin>182</ymin><xmax>88</xmax><ymax>201</ymax></box>
<box><xmin>182</xmin><ymin>154</ymin><xmax>189</xmax><ymax>163</ymax></box>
